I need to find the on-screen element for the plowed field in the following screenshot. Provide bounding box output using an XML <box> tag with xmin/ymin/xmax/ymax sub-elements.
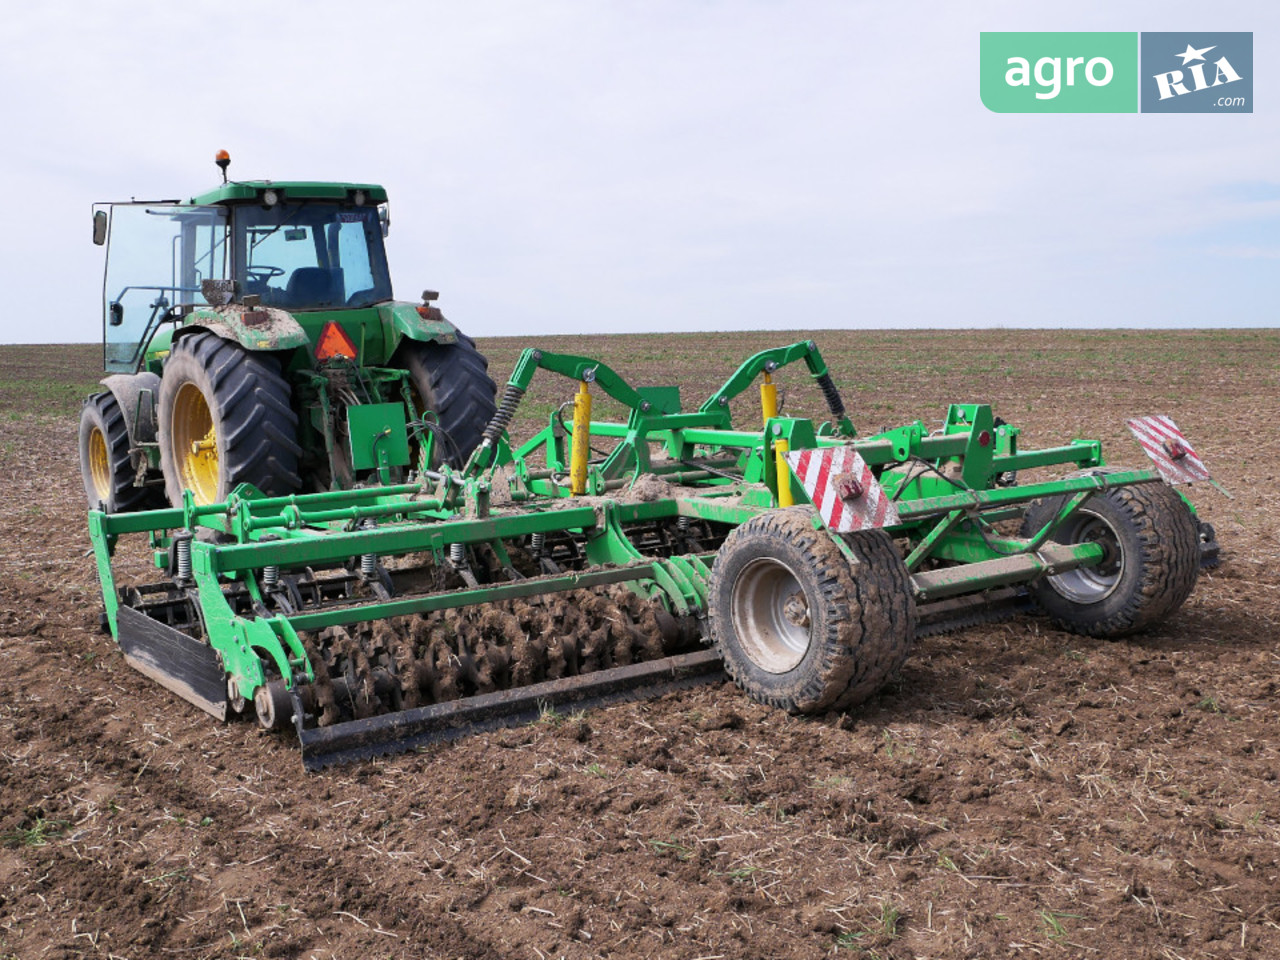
<box><xmin>1</xmin><ymin>329</ymin><xmax>1277</xmax><ymax>960</ymax></box>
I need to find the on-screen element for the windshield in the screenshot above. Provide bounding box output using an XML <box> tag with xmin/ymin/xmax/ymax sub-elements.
<box><xmin>233</xmin><ymin>202</ymin><xmax>393</xmax><ymax>310</ymax></box>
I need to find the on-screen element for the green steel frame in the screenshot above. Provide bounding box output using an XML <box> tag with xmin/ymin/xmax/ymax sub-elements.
<box><xmin>88</xmin><ymin>339</ymin><xmax>1165</xmax><ymax>720</ymax></box>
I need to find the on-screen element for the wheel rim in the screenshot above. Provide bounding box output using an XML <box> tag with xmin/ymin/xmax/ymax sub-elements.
<box><xmin>1045</xmin><ymin>509</ymin><xmax>1124</xmax><ymax>604</ymax></box>
<box><xmin>172</xmin><ymin>382</ymin><xmax>220</xmax><ymax>504</ymax></box>
<box><xmin>729</xmin><ymin>556</ymin><xmax>812</xmax><ymax>673</ymax></box>
<box><xmin>87</xmin><ymin>426</ymin><xmax>112</xmax><ymax>501</ymax></box>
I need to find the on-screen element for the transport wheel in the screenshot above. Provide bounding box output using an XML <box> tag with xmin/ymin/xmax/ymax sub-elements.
<box><xmin>394</xmin><ymin>333</ymin><xmax>497</xmax><ymax>467</ymax></box>
<box><xmin>79</xmin><ymin>392</ymin><xmax>155</xmax><ymax>512</ymax></box>
<box><xmin>707</xmin><ymin>507</ymin><xmax>915</xmax><ymax>714</ymax></box>
<box><xmin>1020</xmin><ymin>469</ymin><xmax>1199</xmax><ymax>638</ymax></box>
<box><xmin>157</xmin><ymin>332</ymin><xmax>302</xmax><ymax>507</ymax></box>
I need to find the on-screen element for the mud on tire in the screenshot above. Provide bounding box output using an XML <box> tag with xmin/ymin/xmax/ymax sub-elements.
<box><xmin>395</xmin><ymin>333</ymin><xmax>497</xmax><ymax>467</ymax></box>
<box><xmin>158</xmin><ymin>332</ymin><xmax>303</xmax><ymax>507</ymax></box>
<box><xmin>1020</xmin><ymin>470</ymin><xmax>1200</xmax><ymax>638</ymax></box>
<box><xmin>706</xmin><ymin>507</ymin><xmax>915</xmax><ymax>714</ymax></box>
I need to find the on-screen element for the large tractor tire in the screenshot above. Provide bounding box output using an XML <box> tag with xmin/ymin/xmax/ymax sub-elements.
<box><xmin>395</xmin><ymin>334</ymin><xmax>497</xmax><ymax>467</ymax></box>
<box><xmin>157</xmin><ymin>332</ymin><xmax>302</xmax><ymax>507</ymax></box>
<box><xmin>1020</xmin><ymin>469</ymin><xmax>1199</xmax><ymax>638</ymax></box>
<box><xmin>79</xmin><ymin>392</ymin><xmax>155</xmax><ymax>512</ymax></box>
<box><xmin>707</xmin><ymin>507</ymin><xmax>915</xmax><ymax>715</ymax></box>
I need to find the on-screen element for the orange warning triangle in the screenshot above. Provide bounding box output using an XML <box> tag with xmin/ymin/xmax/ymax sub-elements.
<box><xmin>315</xmin><ymin>321</ymin><xmax>357</xmax><ymax>361</ymax></box>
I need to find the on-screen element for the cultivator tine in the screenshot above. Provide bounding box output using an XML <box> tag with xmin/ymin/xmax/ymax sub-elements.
<box><xmin>298</xmin><ymin>650</ymin><xmax>724</xmax><ymax>770</ymax></box>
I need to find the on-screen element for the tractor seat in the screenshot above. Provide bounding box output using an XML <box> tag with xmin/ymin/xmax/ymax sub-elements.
<box><xmin>284</xmin><ymin>267</ymin><xmax>335</xmax><ymax>308</ymax></box>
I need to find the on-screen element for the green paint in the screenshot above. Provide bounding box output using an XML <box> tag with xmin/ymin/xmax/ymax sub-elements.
<box><xmin>86</xmin><ymin>338</ymin><xmax>1191</xmax><ymax>736</ymax></box>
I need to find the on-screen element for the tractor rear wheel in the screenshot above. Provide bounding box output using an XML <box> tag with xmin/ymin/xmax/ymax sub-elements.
<box><xmin>1020</xmin><ymin>470</ymin><xmax>1199</xmax><ymax>637</ymax></box>
<box><xmin>707</xmin><ymin>507</ymin><xmax>915</xmax><ymax>714</ymax></box>
<box><xmin>157</xmin><ymin>332</ymin><xmax>302</xmax><ymax>507</ymax></box>
<box><xmin>395</xmin><ymin>334</ymin><xmax>497</xmax><ymax>467</ymax></box>
<box><xmin>79</xmin><ymin>392</ymin><xmax>155</xmax><ymax>512</ymax></box>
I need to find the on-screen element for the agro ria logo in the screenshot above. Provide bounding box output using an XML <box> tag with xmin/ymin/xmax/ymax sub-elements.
<box><xmin>1139</xmin><ymin>32</ymin><xmax>1252</xmax><ymax>112</ymax></box>
<box><xmin>1152</xmin><ymin>43</ymin><xmax>1242</xmax><ymax>100</ymax></box>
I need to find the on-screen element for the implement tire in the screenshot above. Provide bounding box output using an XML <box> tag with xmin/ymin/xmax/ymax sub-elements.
<box><xmin>1020</xmin><ymin>471</ymin><xmax>1199</xmax><ymax>638</ymax></box>
<box><xmin>707</xmin><ymin>507</ymin><xmax>915</xmax><ymax>715</ymax></box>
<box><xmin>157</xmin><ymin>332</ymin><xmax>302</xmax><ymax>507</ymax></box>
<box><xmin>79</xmin><ymin>392</ymin><xmax>155</xmax><ymax>512</ymax></box>
<box><xmin>395</xmin><ymin>333</ymin><xmax>497</xmax><ymax>467</ymax></box>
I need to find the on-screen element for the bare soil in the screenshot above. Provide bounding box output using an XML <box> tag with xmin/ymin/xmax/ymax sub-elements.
<box><xmin>0</xmin><ymin>329</ymin><xmax>1277</xmax><ymax>960</ymax></box>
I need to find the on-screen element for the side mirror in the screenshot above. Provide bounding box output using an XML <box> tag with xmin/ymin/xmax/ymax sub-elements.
<box><xmin>378</xmin><ymin>203</ymin><xmax>390</xmax><ymax>238</ymax></box>
<box><xmin>93</xmin><ymin>210</ymin><xmax>108</xmax><ymax>246</ymax></box>
<box><xmin>108</xmin><ymin>301</ymin><xmax>124</xmax><ymax>326</ymax></box>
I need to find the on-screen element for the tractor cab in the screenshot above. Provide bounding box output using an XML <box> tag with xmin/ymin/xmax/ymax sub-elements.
<box><xmin>93</xmin><ymin>182</ymin><xmax>392</xmax><ymax>373</ymax></box>
<box><xmin>234</xmin><ymin>199</ymin><xmax>392</xmax><ymax>312</ymax></box>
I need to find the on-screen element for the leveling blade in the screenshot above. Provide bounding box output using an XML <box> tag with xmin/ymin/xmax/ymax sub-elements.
<box><xmin>297</xmin><ymin>650</ymin><xmax>725</xmax><ymax>770</ymax></box>
<box><xmin>116</xmin><ymin>606</ymin><xmax>229</xmax><ymax>721</ymax></box>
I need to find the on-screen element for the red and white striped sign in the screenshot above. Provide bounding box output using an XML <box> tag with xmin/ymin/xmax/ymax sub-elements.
<box><xmin>1126</xmin><ymin>415</ymin><xmax>1211</xmax><ymax>485</ymax></box>
<box><xmin>786</xmin><ymin>446</ymin><xmax>900</xmax><ymax>532</ymax></box>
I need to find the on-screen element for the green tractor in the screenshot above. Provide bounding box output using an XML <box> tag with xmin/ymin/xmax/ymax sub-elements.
<box><xmin>80</xmin><ymin>152</ymin><xmax>497</xmax><ymax>512</ymax></box>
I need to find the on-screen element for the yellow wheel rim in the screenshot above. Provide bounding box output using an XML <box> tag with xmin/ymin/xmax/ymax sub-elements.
<box><xmin>172</xmin><ymin>382</ymin><xmax>220</xmax><ymax>505</ymax></box>
<box><xmin>87</xmin><ymin>426</ymin><xmax>112</xmax><ymax>501</ymax></box>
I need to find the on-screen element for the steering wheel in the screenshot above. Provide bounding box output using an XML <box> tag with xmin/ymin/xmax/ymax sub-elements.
<box><xmin>246</xmin><ymin>266</ymin><xmax>285</xmax><ymax>283</ymax></box>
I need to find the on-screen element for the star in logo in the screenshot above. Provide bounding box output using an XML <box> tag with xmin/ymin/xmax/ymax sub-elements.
<box><xmin>1176</xmin><ymin>43</ymin><xmax>1216</xmax><ymax>65</ymax></box>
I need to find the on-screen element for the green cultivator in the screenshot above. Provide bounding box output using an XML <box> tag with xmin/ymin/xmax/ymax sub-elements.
<box><xmin>88</xmin><ymin>339</ymin><xmax>1220</xmax><ymax>769</ymax></box>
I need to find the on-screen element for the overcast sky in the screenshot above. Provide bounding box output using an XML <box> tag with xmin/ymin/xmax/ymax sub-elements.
<box><xmin>0</xmin><ymin>0</ymin><xmax>1274</xmax><ymax>344</ymax></box>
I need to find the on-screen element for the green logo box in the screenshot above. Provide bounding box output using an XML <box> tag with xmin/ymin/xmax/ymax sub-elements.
<box><xmin>981</xmin><ymin>32</ymin><xmax>1139</xmax><ymax>113</ymax></box>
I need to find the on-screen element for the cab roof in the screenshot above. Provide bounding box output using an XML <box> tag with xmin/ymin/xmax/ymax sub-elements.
<box><xmin>189</xmin><ymin>181</ymin><xmax>388</xmax><ymax>206</ymax></box>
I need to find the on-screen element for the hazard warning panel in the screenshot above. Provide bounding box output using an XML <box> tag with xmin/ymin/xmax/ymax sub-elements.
<box><xmin>785</xmin><ymin>446</ymin><xmax>900</xmax><ymax>533</ymax></box>
<box><xmin>1126</xmin><ymin>415</ymin><xmax>1211</xmax><ymax>485</ymax></box>
<box><xmin>315</xmin><ymin>321</ymin><xmax>357</xmax><ymax>361</ymax></box>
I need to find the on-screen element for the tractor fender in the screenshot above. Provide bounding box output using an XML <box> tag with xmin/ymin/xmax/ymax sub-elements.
<box><xmin>100</xmin><ymin>372</ymin><xmax>161</xmax><ymax>445</ymax></box>
<box><xmin>379</xmin><ymin>301</ymin><xmax>459</xmax><ymax>349</ymax></box>
<box><xmin>183</xmin><ymin>306</ymin><xmax>312</xmax><ymax>352</ymax></box>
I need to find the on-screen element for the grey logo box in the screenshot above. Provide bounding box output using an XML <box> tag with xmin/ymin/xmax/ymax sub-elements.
<box><xmin>1140</xmin><ymin>32</ymin><xmax>1252</xmax><ymax>112</ymax></box>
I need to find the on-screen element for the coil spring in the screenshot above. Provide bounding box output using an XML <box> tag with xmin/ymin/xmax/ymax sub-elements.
<box><xmin>449</xmin><ymin>542</ymin><xmax>467</xmax><ymax>567</ymax></box>
<box><xmin>263</xmin><ymin>565</ymin><xmax>280</xmax><ymax>590</ymax></box>
<box><xmin>481</xmin><ymin>383</ymin><xmax>526</xmax><ymax>445</ymax></box>
<box><xmin>676</xmin><ymin>516</ymin><xmax>691</xmax><ymax>534</ymax></box>
<box><xmin>359</xmin><ymin>519</ymin><xmax>377</xmax><ymax>578</ymax></box>
<box><xmin>530</xmin><ymin>532</ymin><xmax>546</xmax><ymax>556</ymax></box>
<box><xmin>174</xmin><ymin>533</ymin><xmax>193</xmax><ymax>582</ymax></box>
<box><xmin>814</xmin><ymin>372</ymin><xmax>847</xmax><ymax>420</ymax></box>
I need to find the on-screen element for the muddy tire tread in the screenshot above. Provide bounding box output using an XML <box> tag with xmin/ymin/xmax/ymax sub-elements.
<box><xmin>1021</xmin><ymin>471</ymin><xmax>1199</xmax><ymax>638</ymax></box>
<box><xmin>158</xmin><ymin>332</ymin><xmax>302</xmax><ymax>506</ymax></box>
<box><xmin>707</xmin><ymin>507</ymin><xmax>914</xmax><ymax>715</ymax></box>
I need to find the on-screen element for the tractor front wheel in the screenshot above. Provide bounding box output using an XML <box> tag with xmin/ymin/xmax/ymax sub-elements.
<box><xmin>395</xmin><ymin>333</ymin><xmax>497</xmax><ymax>468</ymax></box>
<box><xmin>157</xmin><ymin>332</ymin><xmax>302</xmax><ymax>507</ymax></box>
<box><xmin>707</xmin><ymin>507</ymin><xmax>915</xmax><ymax>714</ymax></box>
<box><xmin>79</xmin><ymin>392</ymin><xmax>156</xmax><ymax>512</ymax></box>
<box><xmin>1020</xmin><ymin>471</ymin><xmax>1200</xmax><ymax>637</ymax></box>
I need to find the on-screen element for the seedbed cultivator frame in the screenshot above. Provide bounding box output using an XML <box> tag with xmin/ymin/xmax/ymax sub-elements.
<box><xmin>88</xmin><ymin>340</ymin><xmax>1218</xmax><ymax>769</ymax></box>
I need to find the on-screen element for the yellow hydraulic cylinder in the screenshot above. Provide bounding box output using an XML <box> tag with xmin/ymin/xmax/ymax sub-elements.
<box><xmin>760</xmin><ymin>371</ymin><xmax>778</xmax><ymax>426</ymax></box>
<box><xmin>774</xmin><ymin>438</ymin><xmax>793</xmax><ymax>507</ymax></box>
<box><xmin>569</xmin><ymin>380</ymin><xmax>592</xmax><ymax>495</ymax></box>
